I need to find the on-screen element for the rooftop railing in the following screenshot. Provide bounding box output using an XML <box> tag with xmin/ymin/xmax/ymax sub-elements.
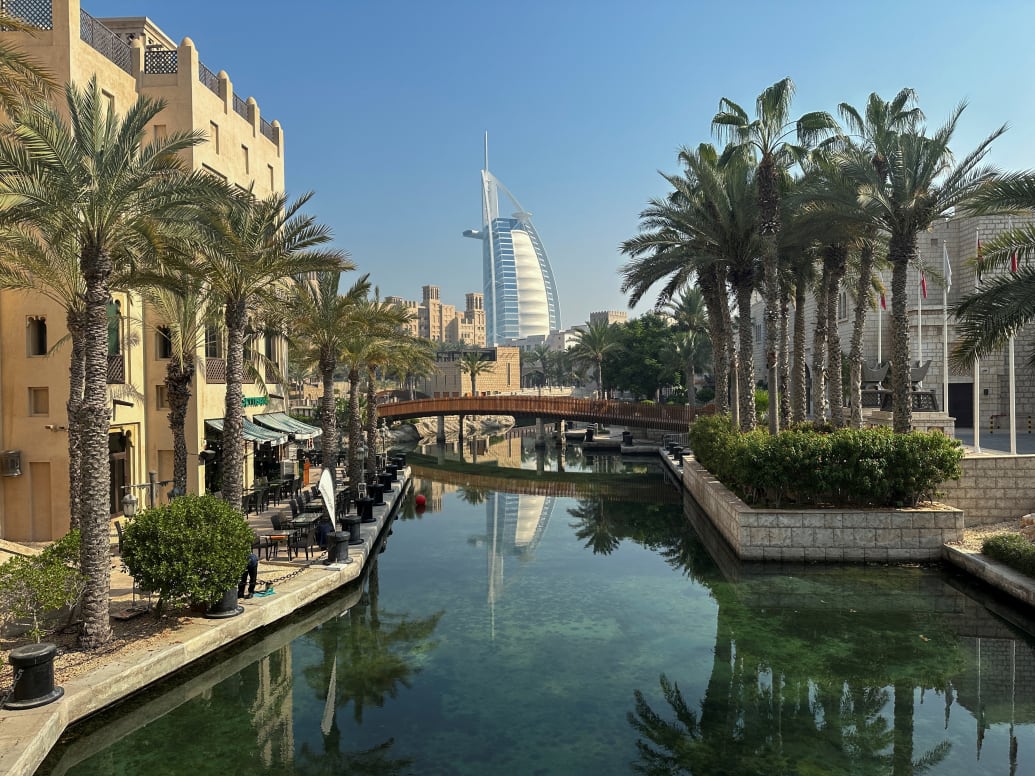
<box><xmin>260</xmin><ymin>117</ymin><xmax>275</xmax><ymax>142</ymax></box>
<box><xmin>0</xmin><ymin>0</ymin><xmax>52</xmax><ymax>29</ymax></box>
<box><xmin>80</xmin><ymin>7</ymin><xmax>131</xmax><ymax>74</ymax></box>
<box><xmin>233</xmin><ymin>92</ymin><xmax>248</xmax><ymax>119</ymax></box>
<box><xmin>198</xmin><ymin>62</ymin><xmax>219</xmax><ymax>95</ymax></box>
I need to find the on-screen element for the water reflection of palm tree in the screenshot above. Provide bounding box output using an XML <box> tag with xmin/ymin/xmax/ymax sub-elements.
<box><xmin>568</xmin><ymin>497</ymin><xmax>620</xmax><ymax>555</ymax></box>
<box><xmin>300</xmin><ymin>560</ymin><xmax>442</xmax><ymax>770</ymax></box>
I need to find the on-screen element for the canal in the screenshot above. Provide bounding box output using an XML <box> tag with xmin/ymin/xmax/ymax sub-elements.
<box><xmin>40</xmin><ymin>439</ymin><xmax>1035</xmax><ymax>775</ymax></box>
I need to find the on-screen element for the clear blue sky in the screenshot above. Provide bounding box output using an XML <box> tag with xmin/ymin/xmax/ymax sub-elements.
<box><xmin>86</xmin><ymin>0</ymin><xmax>1035</xmax><ymax>328</ymax></box>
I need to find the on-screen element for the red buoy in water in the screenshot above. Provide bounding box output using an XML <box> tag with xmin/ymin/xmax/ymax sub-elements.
<box><xmin>415</xmin><ymin>494</ymin><xmax>426</xmax><ymax>508</ymax></box>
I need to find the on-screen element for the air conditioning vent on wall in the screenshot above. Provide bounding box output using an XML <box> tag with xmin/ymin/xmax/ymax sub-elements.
<box><xmin>1</xmin><ymin>450</ymin><xmax>22</xmax><ymax>477</ymax></box>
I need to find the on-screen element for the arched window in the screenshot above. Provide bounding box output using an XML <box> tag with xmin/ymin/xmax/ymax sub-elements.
<box><xmin>27</xmin><ymin>316</ymin><xmax>47</xmax><ymax>356</ymax></box>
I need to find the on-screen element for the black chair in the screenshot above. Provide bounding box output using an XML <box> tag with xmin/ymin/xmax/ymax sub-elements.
<box><xmin>288</xmin><ymin>498</ymin><xmax>300</xmax><ymax>521</ymax></box>
<box><xmin>287</xmin><ymin>525</ymin><xmax>313</xmax><ymax>560</ymax></box>
<box><xmin>271</xmin><ymin>512</ymin><xmax>289</xmax><ymax>531</ymax></box>
<box><xmin>115</xmin><ymin>520</ymin><xmax>125</xmax><ymax>555</ymax></box>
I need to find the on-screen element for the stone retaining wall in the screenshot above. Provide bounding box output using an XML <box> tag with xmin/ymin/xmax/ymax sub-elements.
<box><xmin>683</xmin><ymin>456</ymin><xmax>964</xmax><ymax>562</ymax></box>
<box><xmin>939</xmin><ymin>454</ymin><xmax>1035</xmax><ymax>526</ymax></box>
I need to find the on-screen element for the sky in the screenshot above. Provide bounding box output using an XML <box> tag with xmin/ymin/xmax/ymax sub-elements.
<box><xmin>83</xmin><ymin>0</ymin><xmax>1035</xmax><ymax>329</ymax></box>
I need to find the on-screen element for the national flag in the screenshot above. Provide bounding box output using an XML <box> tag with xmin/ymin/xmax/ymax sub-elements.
<box><xmin>943</xmin><ymin>243</ymin><xmax>952</xmax><ymax>291</ymax></box>
<box><xmin>879</xmin><ymin>291</ymin><xmax>886</xmax><ymax>310</ymax></box>
<box><xmin>976</xmin><ymin>228</ymin><xmax>983</xmax><ymax>282</ymax></box>
<box><xmin>920</xmin><ymin>271</ymin><xmax>928</xmax><ymax>299</ymax></box>
<box><xmin>1010</xmin><ymin>219</ymin><xmax>1019</xmax><ymax>273</ymax></box>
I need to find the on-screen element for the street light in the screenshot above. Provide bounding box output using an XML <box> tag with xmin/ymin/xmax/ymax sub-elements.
<box><xmin>121</xmin><ymin>490</ymin><xmax>138</xmax><ymax>518</ymax></box>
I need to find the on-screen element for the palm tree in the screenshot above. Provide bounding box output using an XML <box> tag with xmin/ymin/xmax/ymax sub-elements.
<box><xmin>571</xmin><ymin>321</ymin><xmax>620</xmax><ymax>399</ymax></box>
<box><xmin>191</xmin><ymin>190</ymin><xmax>348</xmax><ymax>508</ymax></box>
<box><xmin>359</xmin><ymin>297</ymin><xmax>413</xmax><ymax>479</ymax></box>
<box><xmin>952</xmin><ymin>173</ymin><xmax>1035</xmax><ymax>368</ymax></box>
<box><xmin>834</xmin><ymin>103</ymin><xmax>1004</xmax><ymax>432</ymax></box>
<box><xmin>286</xmin><ymin>270</ymin><xmax>365</xmax><ymax>474</ymax></box>
<box><xmin>0</xmin><ymin>11</ymin><xmax>55</xmax><ymax>111</ymax></box>
<box><xmin>0</xmin><ymin>79</ymin><xmax>222</xmax><ymax>648</ymax></box>
<box><xmin>530</xmin><ymin>343</ymin><xmax>553</xmax><ymax>388</ymax></box>
<box><xmin>713</xmin><ymin>77</ymin><xmax>838</xmax><ymax>433</ymax></box>
<box><xmin>138</xmin><ymin>270</ymin><xmax>221</xmax><ymax>498</ymax></box>
<box><xmin>459</xmin><ymin>349</ymin><xmax>494</xmax><ymax>396</ymax></box>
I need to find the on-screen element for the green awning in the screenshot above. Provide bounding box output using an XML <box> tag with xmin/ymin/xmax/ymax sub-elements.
<box><xmin>253</xmin><ymin>411</ymin><xmax>323</xmax><ymax>441</ymax></box>
<box><xmin>205</xmin><ymin>418</ymin><xmax>289</xmax><ymax>446</ymax></box>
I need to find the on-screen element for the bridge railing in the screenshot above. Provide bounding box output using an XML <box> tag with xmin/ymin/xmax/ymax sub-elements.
<box><xmin>378</xmin><ymin>396</ymin><xmax>714</xmax><ymax>431</ymax></box>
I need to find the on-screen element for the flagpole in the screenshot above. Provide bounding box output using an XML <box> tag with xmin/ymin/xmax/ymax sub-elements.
<box><xmin>877</xmin><ymin>273</ymin><xmax>883</xmax><ymax>363</ymax></box>
<box><xmin>942</xmin><ymin>242</ymin><xmax>951</xmax><ymax>414</ymax></box>
<box><xmin>974</xmin><ymin>356</ymin><xmax>981</xmax><ymax>453</ymax></box>
<box><xmin>917</xmin><ymin>267</ymin><xmax>923</xmax><ymax>368</ymax></box>
<box><xmin>1008</xmin><ymin>218</ymin><xmax>1018</xmax><ymax>454</ymax></box>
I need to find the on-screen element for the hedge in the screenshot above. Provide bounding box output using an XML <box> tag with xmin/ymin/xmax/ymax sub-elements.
<box><xmin>688</xmin><ymin>415</ymin><xmax>963</xmax><ymax>508</ymax></box>
<box><xmin>982</xmin><ymin>533</ymin><xmax>1035</xmax><ymax>577</ymax></box>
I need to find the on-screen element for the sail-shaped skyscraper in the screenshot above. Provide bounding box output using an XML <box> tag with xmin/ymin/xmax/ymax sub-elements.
<box><xmin>463</xmin><ymin>135</ymin><xmax>561</xmax><ymax>345</ymax></box>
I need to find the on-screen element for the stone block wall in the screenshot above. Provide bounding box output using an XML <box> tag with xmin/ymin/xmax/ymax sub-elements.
<box><xmin>683</xmin><ymin>456</ymin><xmax>964</xmax><ymax>562</ymax></box>
<box><xmin>939</xmin><ymin>454</ymin><xmax>1035</xmax><ymax>526</ymax></box>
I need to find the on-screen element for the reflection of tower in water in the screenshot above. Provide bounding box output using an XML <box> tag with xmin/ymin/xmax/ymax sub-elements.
<box><xmin>486</xmin><ymin>492</ymin><xmax>555</xmax><ymax>639</ymax></box>
<box><xmin>252</xmin><ymin>645</ymin><xmax>294</xmax><ymax>768</ymax></box>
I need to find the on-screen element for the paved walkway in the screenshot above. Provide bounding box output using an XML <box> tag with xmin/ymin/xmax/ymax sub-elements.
<box><xmin>0</xmin><ymin>468</ymin><xmax>410</xmax><ymax>776</ymax></box>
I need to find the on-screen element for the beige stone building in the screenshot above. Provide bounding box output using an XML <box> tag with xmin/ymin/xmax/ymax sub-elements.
<box><xmin>386</xmin><ymin>285</ymin><xmax>486</xmax><ymax>347</ymax></box>
<box><xmin>418</xmin><ymin>346</ymin><xmax>521</xmax><ymax>397</ymax></box>
<box><xmin>0</xmin><ymin>0</ymin><xmax>289</xmax><ymax>540</ymax></box>
<box><xmin>748</xmin><ymin>213</ymin><xmax>1035</xmax><ymax>431</ymax></box>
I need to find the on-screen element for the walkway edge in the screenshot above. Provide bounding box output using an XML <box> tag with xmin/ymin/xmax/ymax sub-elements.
<box><xmin>0</xmin><ymin>471</ymin><xmax>411</xmax><ymax>776</ymax></box>
<box><xmin>942</xmin><ymin>544</ymin><xmax>1035</xmax><ymax>609</ymax></box>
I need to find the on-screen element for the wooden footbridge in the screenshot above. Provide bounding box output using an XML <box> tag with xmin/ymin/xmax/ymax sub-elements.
<box><xmin>377</xmin><ymin>396</ymin><xmax>712</xmax><ymax>432</ymax></box>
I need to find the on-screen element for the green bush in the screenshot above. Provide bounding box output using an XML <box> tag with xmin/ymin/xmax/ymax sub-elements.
<box><xmin>121</xmin><ymin>495</ymin><xmax>254</xmax><ymax>612</ymax></box>
<box><xmin>687</xmin><ymin>419</ymin><xmax>963</xmax><ymax>508</ymax></box>
<box><xmin>695</xmin><ymin>386</ymin><xmax>715</xmax><ymax>404</ymax></box>
<box><xmin>0</xmin><ymin>530</ymin><xmax>84</xmax><ymax>642</ymax></box>
<box><xmin>982</xmin><ymin>533</ymin><xmax>1035</xmax><ymax>577</ymax></box>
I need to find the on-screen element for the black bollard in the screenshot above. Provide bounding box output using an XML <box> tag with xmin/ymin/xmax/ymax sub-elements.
<box><xmin>205</xmin><ymin>588</ymin><xmax>244</xmax><ymax>619</ymax></box>
<box><xmin>342</xmin><ymin>515</ymin><xmax>364</xmax><ymax>545</ymax></box>
<box><xmin>356</xmin><ymin>496</ymin><xmax>375</xmax><ymax>523</ymax></box>
<box><xmin>4</xmin><ymin>643</ymin><xmax>63</xmax><ymax>709</ymax></box>
<box><xmin>325</xmin><ymin>531</ymin><xmax>351</xmax><ymax>564</ymax></box>
<box><xmin>379</xmin><ymin>472</ymin><xmax>394</xmax><ymax>492</ymax></box>
<box><xmin>369</xmin><ymin>482</ymin><xmax>385</xmax><ymax>506</ymax></box>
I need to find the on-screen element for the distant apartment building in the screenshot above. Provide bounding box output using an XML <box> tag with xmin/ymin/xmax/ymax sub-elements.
<box><xmin>0</xmin><ymin>0</ymin><xmax>290</xmax><ymax>540</ymax></box>
<box><xmin>418</xmin><ymin>347</ymin><xmax>521</xmax><ymax>397</ymax></box>
<box><xmin>386</xmin><ymin>286</ymin><xmax>486</xmax><ymax>347</ymax></box>
<box><xmin>589</xmin><ymin>310</ymin><xmax>628</xmax><ymax>327</ymax></box>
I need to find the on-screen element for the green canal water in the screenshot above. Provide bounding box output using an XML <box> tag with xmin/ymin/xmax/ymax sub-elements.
<box><xmin>42</xmin><ymin>444</ymin><xmax>1035</xmax><ymax>775</ymax></box>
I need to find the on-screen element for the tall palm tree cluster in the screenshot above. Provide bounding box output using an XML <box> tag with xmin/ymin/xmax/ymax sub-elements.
<box><xmin>621</xmin><ymin>78</ymin><xmax>1027</xmax><ymax>435</ymax></box>
<box><xmin>0</xmin><ymin>65</ymin><xmax>427</xmax><ymax>647</ymax></box>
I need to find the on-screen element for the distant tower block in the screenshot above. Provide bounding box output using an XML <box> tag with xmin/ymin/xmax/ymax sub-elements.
<box><xmin>463</xmin><ymin>133</ymin><xmax>561</xmax><ymax>345</ymax></box>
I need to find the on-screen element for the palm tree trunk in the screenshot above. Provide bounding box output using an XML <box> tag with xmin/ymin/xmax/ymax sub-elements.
<box><xmin>364</xmin><ymin>368</ymin><xmax>377</xmax><ymax>479</ymax></box>
<box><xmin>848</xmin><ymin>243</ymin><xmax>875</xmax><ymax>428</ymax></box>
<box><xmin>792</xmin><ymin>281</ymin><xmax>808</xmax><ymax>421</ymax></box>
<box><xmin>827</xmin><ymin>246</ymin><xmax>847</xmax><ymax>427</ymax></box>
<box><xmin>320</xmin><ymin>357</ymin><xmax>337</xmax><ymax>477</ymax></box>
<box><xmin>779</xmin><ymin>289</ymin><xmax>792</xmax><ymax>424</ymax></box>
<box><xmin>221</xmin><ymin>297</ymin><xmax>248</xmax><ymax>509</ymax></box>
<box><xmin>78</xmin><ymin>247</ymin><xmax>113</xmax><ymax>649</ymax></box>
<box><xmin>347</xmin><ymin>367</ymin><xmax>363</xmax><ymax>497</ymax></box>
<box><xmin>596</xmin><ymin>358</ymin><xmax>603</xmax><ymax>400</ymax></box>
<box><xmin>736</xmin><ymin>283</ymin><xmax>755</xmax><ymax>431</ymax></box>
<box><xmin>729</xmin><ymin>344</ymin><xmax>740</xmax><ymax>430</ymax></box>
<box><xmin>66</xmin><ymin>312</ymin><xmax>86</xmax><ymax>531</ymax></box>
<box><xmin>166</xmin><ymin>358</ymin><xmax>195</xmax><ymax>497</ymax></box>
<box><xmin>813</xmin><ymin>254</ymin><xmax>831</xmax><ymax>422</ymax></box>
<box><xmin>698</xmin><ymin>265</ymin><xmax>729</xmax><ymax>415</ymax></box>
<box><xmin>758</xmin><ymin>156</ymin><xmax>782</xmax><ymax>434</ymax></box>
<box><xmin>889</xmin><ymin>242</ymin><xmax>914</xmax><ymax>433</ymax></box>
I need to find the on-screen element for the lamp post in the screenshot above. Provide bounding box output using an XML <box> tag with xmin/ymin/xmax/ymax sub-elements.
<box><xmin>121</xmin><ymin>489</ymin><xmax>138</xmax><ymax>518</ymax></box>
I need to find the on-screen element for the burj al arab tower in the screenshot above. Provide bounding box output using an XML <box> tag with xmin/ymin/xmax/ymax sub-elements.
<box><xmin>463</xmin><ymin>135</ymin><xmax>561</xmax><ymax>345</ymax></box>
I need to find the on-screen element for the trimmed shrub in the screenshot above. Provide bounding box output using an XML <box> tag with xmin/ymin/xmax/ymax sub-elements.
<box><xmin>0</xmin><ymin>530</ymin><xmax>84</xmax><ymax>642</ymax></box>
<box><xmin>982</xmin><ymin>533</ymin><xmax>1035</xmax><ymax>578</ymax></box>
<box><xmin>121</xmin><ymin>495</ymin><xmax>253</xmax><ymax>612</ymax></box>
<box><xmin>687</xmin><ymin>419</ymin><xmax>963</xmax><ymax>508</ymax></box>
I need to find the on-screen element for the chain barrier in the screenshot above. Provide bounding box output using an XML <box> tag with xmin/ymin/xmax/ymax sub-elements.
<box><xmin>0</xmin><ymin>668</ymin><xmax>23</xmax><ymax>709</ymax></box>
